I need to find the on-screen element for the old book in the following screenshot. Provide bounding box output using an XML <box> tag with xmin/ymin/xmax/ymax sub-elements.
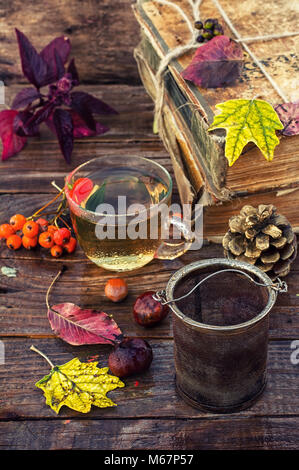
<box><xmin>133</xmin><ymin>0</ymin><xmax>299</xmax><ymax>239</ymax></box>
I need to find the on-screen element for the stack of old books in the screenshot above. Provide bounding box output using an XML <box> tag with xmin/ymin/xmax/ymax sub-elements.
<box><xmin>133</xmin><ymin>0</ymin><xmax>299</xmax><ymax>241</ymax></box>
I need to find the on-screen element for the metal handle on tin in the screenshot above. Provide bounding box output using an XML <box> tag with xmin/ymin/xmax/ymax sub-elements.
<box><xmin>153</xmin><ymin>268</ymin><xmax>288</xmax><ymax>306</ymax></box>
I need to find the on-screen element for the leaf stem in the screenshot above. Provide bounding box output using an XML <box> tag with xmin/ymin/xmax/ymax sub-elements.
<box><xmin>30</xmin><ymin>345</ymin><xmax>55</xmax><ymax>369</ymax></box>
<box><xmin>46</xmin><ymin>268</ymin><xmax>66</xmax><ymax>310</ymax></box>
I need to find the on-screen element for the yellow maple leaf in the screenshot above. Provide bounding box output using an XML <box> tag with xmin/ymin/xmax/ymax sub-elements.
<box><xmin>208</xmin><ymin>99</ymin><xmax>283</xmax><ymax>166</ymax></box>
<box><xmin>32</xmin><ymin>347</ymin><xmax>124</xmax><ymax>414</ymax></box>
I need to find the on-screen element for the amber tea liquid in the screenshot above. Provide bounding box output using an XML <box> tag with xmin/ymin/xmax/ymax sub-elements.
<box><xmin>71</xmin><ymin>167</ymin><xmax>169</xmax><ymax>271</ymax></box>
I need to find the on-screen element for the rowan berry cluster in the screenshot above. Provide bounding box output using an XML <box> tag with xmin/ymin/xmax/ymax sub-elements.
<box><xmin>0</xmin><ymin>215</ymin><xmax>76</xmax><ymax>257</ymax></box>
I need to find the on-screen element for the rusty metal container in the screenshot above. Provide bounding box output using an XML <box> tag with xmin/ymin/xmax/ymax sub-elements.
<box><xmin>160</xmin><ymin>258</ymin><xmax>286</xmax><ymax>413</ymax></box>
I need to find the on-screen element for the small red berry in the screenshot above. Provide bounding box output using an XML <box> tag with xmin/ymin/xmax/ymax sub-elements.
<box><xmin>36</xmin><ymin>218</ymin><xmax>49</xmax><ymax>232</ymax></box>
<box><xmin>6</xmin><ymin>234</ymin><xmax>22</xmax><ymax>250</ymax></box>
<box><xmin>0</xmin><ymin>224</ymin><xmax>15</xmax><ymax>239</ymax></box>
<box><xmin>51</xmin><ymin>245</ymin><xmax>63</xmax><ymax>257</ymax></box>
<box><xmin>39</xmin><ymin>231</ymin><xmax>54</xmax><ymax>249</ymax></box>
<box><xmin>22</xmin><ymin>235</ymin><xmax>38</xmax><ymax>250</ymax></box>
<box><xmin>10</xmin><ymin>214</ymin><xmax>27</xmax><ymax>231</ymax></box>
<box><xmin>63</xmin><ymin>237</ymin><xmax>77</xmax><ymax>254</ymax></box>
<box><xmin>23</xmin><ymin>221</ymin><xmax>39</xmax><ymax>238</ymax></box>
<box><xmin>53</xmin><ymin>228</ymin><xmax>71</xmax><ymax>246</ymax></box>
<box><xmin>105</xmin><ymin>278</ymin><xmax>128</xmax><ymax>302</ymax></box>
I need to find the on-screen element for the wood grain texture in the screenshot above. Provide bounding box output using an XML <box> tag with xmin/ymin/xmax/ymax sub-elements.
<box><xmin>0</xmin><ymin>0</ymin><xmax>140</xmax><ymax>84</ymax></box>
<box><xmin>0</xmin><ymin>250</ymin><xmax>298</xmax><ymax>339</ymax></box>
<box><xmin>0</xmin><ymin>338</ymin><xmax>298</xmax><ymax>422</ymax></box>
<box><xmin>1</xmin><ymin>417</ymin><xmax>298</xmax><ymax>450</ymax></box>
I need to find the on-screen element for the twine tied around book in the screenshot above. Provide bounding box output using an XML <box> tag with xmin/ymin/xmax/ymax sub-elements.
<box><xmin>136</xmin><ymin>0</ymin><xmax>299</xmax><ymax>138</ymax></box>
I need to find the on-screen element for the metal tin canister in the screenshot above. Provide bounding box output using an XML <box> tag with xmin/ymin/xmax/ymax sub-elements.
<box><xmin>164</xmin><ymin>258</ymin><xmax>280</xmax><ymax>413</ymax></box>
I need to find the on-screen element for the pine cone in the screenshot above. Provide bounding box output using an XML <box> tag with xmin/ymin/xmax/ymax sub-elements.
<box><xmin>223</xmin><ymin>204</ymin><xmax>297</xmax><ymax>279</ymax></box>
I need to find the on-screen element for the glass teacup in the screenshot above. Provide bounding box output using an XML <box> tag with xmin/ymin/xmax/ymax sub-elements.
<box><xmin>65</xmin><ymin>156</ymin><xmax>193</xmax><ymax>271</ymax></box>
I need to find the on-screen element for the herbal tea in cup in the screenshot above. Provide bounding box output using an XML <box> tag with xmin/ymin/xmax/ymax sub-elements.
<box><xmin>65</xmin><ymin>156</ymin><xmax>192</xmax><ymax>271</ymax></box>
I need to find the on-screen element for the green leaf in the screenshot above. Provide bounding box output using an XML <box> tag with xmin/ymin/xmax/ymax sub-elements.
<box><xmin>35</xmin><ymin>356</ymin><xmax>124</xmax><ymax>414</ymax></box>
<box><xmin>84</xmin><ymin>182</ymin><xmax>106</xmax><ymax>212</ymax></box>
<box><xmin>208</xmin><ymin>99</ymin><xmax>283</xmax><ymax>166</ymax></box>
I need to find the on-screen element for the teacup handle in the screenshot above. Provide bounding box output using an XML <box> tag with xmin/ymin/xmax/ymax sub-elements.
<box><xmin>154</xmin><ymin>214</ymin><xmax>194</xmax><ymax>260</ymax></box>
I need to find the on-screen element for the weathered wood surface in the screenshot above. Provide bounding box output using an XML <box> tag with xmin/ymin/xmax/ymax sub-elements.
<box><xmin>0</xmin><ymin>0</ymin><xmax>140</xmax><ymax>84</ymax></box>
<box><xmin>0</xmin><ymin>338</ymin><xmax>298</xmax><ymax>421</ymax></box>
<box><xmin>0</xmin><ymin>84</ymin><xmax>298</xmax><ymax>450</ymax></box>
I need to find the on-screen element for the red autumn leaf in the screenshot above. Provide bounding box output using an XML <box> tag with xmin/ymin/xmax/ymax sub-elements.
<box><xmin>48</xmin><ymin>302</ymin><xmax>123</xmax><ymax>346</ymax></box>
<box><xmin>181</xmin><ymin>35</ymin><xmax>244</xmax><ymax>88</ymax></box>
<box><xmin>275</xmin><ymin>102</ymin><xmax>299</xmax><ymax>136</ymax></box>
<box><xmin>0</xmin><ymin>110</ymin><xmax>27</xmax><ymax>160</ymax></box>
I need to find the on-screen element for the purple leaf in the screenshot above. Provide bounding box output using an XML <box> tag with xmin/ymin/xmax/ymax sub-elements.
<box><xmin>182</xmin><ymin>35</ymin><xmax>244</xmax><ymax>88</ymax></box>
<box><xmin>13</xmin><ymin>111</ymin><xmax>40</xmax><ymax>137</ymax></box>
<box><xmin>26</xmin><ymin>101</ymin><xmax>54</xmax><ymax>128</ymax></box>
<box><xmin>11</xmin><ymin>87</ymin><xmax>41</xmax><ymax>109</ymax></box>
<box><xmin>54</xmin><ymin>49</ymin><xmax>65</xmax><ymax>80</ymax></box>
<box><xmin>47</xmin><ymin>111</ymin><xmax>109</xmax><ymax>138</ymax></box>
<box><xmin>40</xmin><ymin>36</ymin><xmax>71</xmax><ymax>85</ymax></box>
<box><xmin>67</xmin><ymin>58</ymin><xmax>79</xmax><ymax>85</ymax></box>
<box><xmin>275</xmin><ymin>102</ymin><xmax>299</xmax><ymax>136</ymax></box>
<box><xmin>70</xmin><ymin>94</ymin><xmax>96</xmax><ymax>131</ymax></box>
<box><xmin>15</xmin><ymin>29</ymin><xmax>48</xmax><ymax>88</ymax></box>
<box><xmin>47</xmin><ymin>302</ymin><xmax>123</xmax><ymax>346</ymax></box>
<box><xmin>71</xmin><ymin>111</ymin><xmax>109</xmax><ymax>137</ymax></box>
<box><xmin>0</xmin><ymin>110</ymin><xmax>27</xmax><ymax>160</ymax></box>
<box><xmin>53</xmin><ymin>108</ymin><xmax>73</xmax><ymax>163</ymax></box>
<box><xmin>71</xmin><ymin>91</ymin><xmax>118</xmax><ymax>115</ymax></box>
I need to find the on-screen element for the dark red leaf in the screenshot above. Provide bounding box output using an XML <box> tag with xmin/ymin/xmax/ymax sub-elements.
<box><xmin>71</xmin><ymin>111</ymin><xmax>109</xmax><ymax>137</ymax></box>
<box><xmin>40</xmin><ymin>36</ymin><xmax>71</xmax><ymax>85</ymax></box>
<box><xmin>67</xmin><ymin>58</ymin><xmax>79</xmax><ymax>85</ymax></box>
<box><xmin>70</xmin><ymin>94</ymin><xmax>96</xmax><ymax>131</ymax></box>
<box><xmin>181</xmin><ymin>35</ymin><xmax>244</xmax><ymax>88</ymax></box>
<box><xmin>275</xmin><ymin>102</ymin><xmax>299</xmax><ymax>136</ymax></box>
<box><xmin>47</xmin><ymin>111</ymin><xmax>109</xmax><ymax>138</ymax></box>
<box><xmin>27</xmin><ymin>101</ymin><xmax>54</xmax><ymax>128</ymax></box>
<box><xmin>47</xmin><ymin>302</ymin><xmax>123</xmax><ymax>345</ymax></box>
<box><xmin>15</xmin><ymin>29</ymin><xmax>48</xmax><ymax>88</ymax></box>
<box><xmin>11</xmin><ymin>87</ymin><xmax>41</xmax><ymax>109</ymax></box>
<box><xmin>13</xmin><ymin>111</ymin><xmax>39</xmax><ymax>137</ymax></box>
<box><xmin>53</xmin><ymin>108</ymin><xmax>73</xmax><ymax>163</ymax></box>
<box><xmin>71</xmin><ymin>91</ymin><xmax>118</xmax><ymax>115</ymax></box>
<box><xmin>0</xmin><ymin>110</ymin><xmax>27</xmax><ymax>160</ymax></box>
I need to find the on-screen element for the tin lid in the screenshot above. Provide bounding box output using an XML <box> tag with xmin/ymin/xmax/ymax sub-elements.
<box><xmin>156</xmin><ymin>258</ymin><xmax>286</xmax><ymax>332</ymax></box>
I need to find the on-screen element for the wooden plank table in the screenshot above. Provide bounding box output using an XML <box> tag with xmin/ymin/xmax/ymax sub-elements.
<box><xmin>0</xmin><ymin>85</ymin><xmax>298</xmax><ymax>450</ymax></box>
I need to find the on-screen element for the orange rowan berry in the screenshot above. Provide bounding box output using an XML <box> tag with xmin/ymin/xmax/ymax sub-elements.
<box><xmin>63</xmin><ymin>237</ymin><xmax>77</xmax><ymax>254</ymax></box>
<box><xmin>22</xmin><ymin>235</ymin><xmax>38</xmax><ymax>250</ymax></box>
<box><xmin>10</xmin><ymin>214</ymin><xmax>27</xmax><ymax>231</ymax></box>
<box><xmin>0</xmin><ymin>224</ymin><xmax>15</xmax><ymax>239</ymax></box>
<box><xmin>36</xmin><ymin>218</ymin><xmax>49</xmax><ymax>232</ymax></box>
<box><xmin>39</xmin><ymin>231</ymin><xmax>54</xmax><ymax>249</ymax></box>
<box><xmin>23</xmin><ymin>220</ymin><xmax>39</xmax><ymax>238</ymax></box>
<box><xmin>51</xmin><ymin>245</ymin><xmax>63</xmax><ymax>257</ymax></box>
<box><xmin>53</xmin><ymin>228</ymin><xmax>71</xmax><ymax>246</ymax></box>
<box><xmin>47</xmin><ymin>225</ymin><xmax>58</xmax><ymax>234</ymax></box>
<box><xmin>6</xmin><ymin>234</ymin><xmax>22</xmax><ymax>250</ymax></box>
